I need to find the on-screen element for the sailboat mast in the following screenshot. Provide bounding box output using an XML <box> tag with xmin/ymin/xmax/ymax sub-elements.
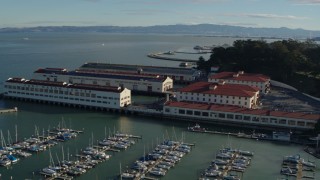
<box><xmin>15</xmin><ymin>125</ymin><xmax>18</xmax><ymax>143</ymax></box>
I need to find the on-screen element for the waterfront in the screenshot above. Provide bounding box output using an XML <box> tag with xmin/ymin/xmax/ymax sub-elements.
<box><xmin>0</xmin><ymin>100</ymin><xmax>319</xmax><ymax>179</ymax></box>
<box><xmin>0</xmin><ymin>33</ymin><xmax>319</xmax><ymax>179</ymax></box>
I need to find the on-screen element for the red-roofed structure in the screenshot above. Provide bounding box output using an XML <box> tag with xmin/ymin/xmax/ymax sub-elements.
<box><xmin>163</xmin><ymin>101</ymin><xmax>319</xmax><ymax>130</ymax></box>
<box><xmin>176</xmin><ymin>81</ymin><xmax>260</xmax><ymax>108</ymax></box>
<box><xmin>208</xmin><ymin>71</ymin><xmax>271</xmax><ymax>94</ymax></box>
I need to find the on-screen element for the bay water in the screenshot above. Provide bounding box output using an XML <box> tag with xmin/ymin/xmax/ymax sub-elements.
<box><xmin>0</xmin><ymin>33</ymin><xmax>318</xmax><ymax>179</ymax></box>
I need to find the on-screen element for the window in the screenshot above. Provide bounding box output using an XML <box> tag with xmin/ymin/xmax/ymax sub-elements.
<box><xmin>279</xmin><ymin>119</ymin><xmax>286</xmax><ymax>124</ymax></box>
<box><xmin>218</xmin><ymin>113</ymin><xmax>225</xmax><ymax>118</ymax></box>
<box><xmin>227</xmin><ymin>114</ymin><xmax>234</xmax><ymax>119</ymax></box>
<box><xmin>243</xmin><ymin>116</ymin><xmax>251</xmax><ymax>121</ymax></box>
<box><xmin>165</xmin><ymin>108</ymin><xmax>170</xmax><ymax>113</ymax></box>
<box><xmin>186</xmin><ymin>110</ymin><xmax>193</xmax><ymax>115</ymax></box>
<box><xmin>210</xmin><ymin>113</ymin><xmax>217</xmax><ymax>117</ymax></box>
<box><xmin>194</xmin><ymin>111</ymin><xmax>201</xmax><ymax>116</ymax></box>
<box><xmin>235</xmin><ymin>115</ymin><xmax>242</xmax><ymax>120</ymax></box>
<box><xmin>288</xmin><ymin>120</ymin><xmax>296</xmax><ymax>125</ymax></box>
<box><xmin>202</xmin><ymin>112</ymin><xmax>209</xmax><ymax>117</ymax></box>
<box><xmin>306</xmin><ymin>122</ymin><xmax>315</xmax><ymax>127</ymax></box>
<box><xmin>261</xmin><ymin>117</ymin><xmax>268</xmax><ymax>123</ymax></box>
<box><xmin>252</xmin><ymin>117</ymin><xmax>259</xmax><ymax>122</ymax></box>
<box><xmin>297</xmin><ymin>121</ymin><xmax>305</xmax><ymax>126</ymax></box>
<box><xmin>178</xmin><ymin>109</ymin><xmax>185</xmax><ymax>114</ymax></box>
<box><xmin>270</xmin><ymin>118</ymin><xmax>277</xmax><ymax>124</ymax></box>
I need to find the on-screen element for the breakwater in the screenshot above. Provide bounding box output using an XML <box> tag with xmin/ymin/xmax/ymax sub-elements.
<box><xmin>147</xmin><ymin>53</ymin><xmax>198</xmax><ymax>62</ymax></box>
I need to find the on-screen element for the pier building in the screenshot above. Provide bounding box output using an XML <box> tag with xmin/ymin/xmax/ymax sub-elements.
<box><xmin>4</xmin><ymin>78</ymin><xmax>131</xmax><ymax>110</ymax></box>
<box><xmin>208</xmin><ymin>71</ymin><xmax>270</xmax><ymax>94</ymax></box>
<box><xmin>33</xmin><ymin>68</ymin><xmax>172</xmax><ymax>94</ymax></box>
<box><xmin>163</xmin><ymin>101</ymin><xmax>319</xmax><ymax>130</ymax></box>
<box><xmin>175</xmin><ymin>81</ymin><xmax>260</xmax><ymax>108</ymax></box>
<box><xmin>78</xmin><ymin>62</ymin><xmax>202</xmax><ymax>83</ymax></box>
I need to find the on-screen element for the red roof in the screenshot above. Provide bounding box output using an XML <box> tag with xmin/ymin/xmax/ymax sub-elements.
<box><xmin>209</xmin><ymin>72</ymin><xmax>270</xmax><ymax>82</ymax></box>
<box><xmin>178</xmin><ymin>81</ymin><xmax>260</xmax><ymax>97</ymax></box>
<box><xmin>165</xmin><ymin>101</ymin><xmax>320</xmax><ymax>121</ymax></box>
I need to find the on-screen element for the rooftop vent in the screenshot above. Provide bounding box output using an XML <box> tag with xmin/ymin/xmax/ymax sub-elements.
<box><xmin>209</xmin><ymin>84</ymin><xmax>218</xmax><ymax>90</ymax></box>
<box><xmin>218</xmin><ymin>80</ymin><xmax>225</xmax><ymax>85</ymax></box>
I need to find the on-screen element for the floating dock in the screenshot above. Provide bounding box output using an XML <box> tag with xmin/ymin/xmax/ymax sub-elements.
<box><xmin>0</xmin><ymin>107</ymin><xmax>18</xmax><ymax>114</ymax></box>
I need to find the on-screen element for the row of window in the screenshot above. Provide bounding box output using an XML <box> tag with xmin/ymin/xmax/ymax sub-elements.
<box><xmin>179</xmin><ymin>93</ymin><xmax>250</xmax><ymax>100</ymax></box>
<box><xmin>6</xmin><ymin>84</ymin><xmax>121</xmax><ymax>100</ymax></box>
<box><xmin>8</xmin><ymin>91</ymin><xmax>118</xmax><ymax>105</ymax></box>
<box><xmin>165</xmin><ymin>108</ymin><xmax>314</xmax><ymax>127</ymax></box>
<box><xmin>179</xmin><ymin>96</ymin><xmax>250</xmax><ymax>106</ymax></box>
<box><xmin>7</xmin><ymin>90</ymin><xmax>120</xmax><ymax>102</ymax></box>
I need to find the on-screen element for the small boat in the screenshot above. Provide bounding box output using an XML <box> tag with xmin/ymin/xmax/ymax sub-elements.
<box><xmin>0</xmin><ymin>156</ymin><xmax>11</xmax><ymax>166</ymax></box>
<box><xmin>6</xmin><ymin>154</ymin><xmax>19</xmax><ymax>163</ymax></box>
<box><xmin>212</xmin><ymin>159</ymin><xmax>229</xmax><ymax>165</ymax></box>
<box><xmin>187</xmin><ymin>124</ymin><xmax>206</xmax><ymax>132</ymax></box>
<box><xmin>149</xmin><ymin>170</ymin><xmax>166</xmax><ymax>176</ymax></box>
<box><xmin>223</xmin><ymin>175</ymin><xmax>241</xmax><ymax>180</ymax></box>
<box><xmin>205</xmin><ymin>170</ymin><xmax>221</xmax><ymax>177</ymax></box>
<box><xmin>41</xmin><ymin>167</ymin><xmax>57</xmax><ymax>176</ymax></box>
<box><xmin>121</xmin><ymin>172</ymin><xmax>135</xmax><ymax>179</ymax></box>
<box><xmin>301</xmin><ymin>160</ymin><xmax>316</xmax><ymax>168</ymax></box>
<box><xmin>283</xmin><ymin>154</ymin><xmax>300</xmax><ymax>164</ymax></box>
<box><xmin>216</xmin><ymin>152</ymin><xmax>233</xmax><ymax>159</ymax></box>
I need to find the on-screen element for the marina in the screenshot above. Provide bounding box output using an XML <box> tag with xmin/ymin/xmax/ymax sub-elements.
<box><xmin>0</xmin><ymin>123</ymin><xmax>83</xmax><ymax>168</ymax></box>
<box><xmin>199</xmin><ymin>147</ymin><xmax>254</xmax><ymax>180</ymax></box>
<box><xmin>280</xmin><ymin>154</ymin><xmax>316</xmax><ymax>179</ymax></box>
<box><xmin>37</xmin><ymin>131</ymin><xmax>141</xmax><ymax>179</ymax></box>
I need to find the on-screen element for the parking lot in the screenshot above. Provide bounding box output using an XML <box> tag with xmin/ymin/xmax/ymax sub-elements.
<box><xmin>260</xmin><ymin>86</ymin><xmax>320</xmax><ymax>113</ymax></box>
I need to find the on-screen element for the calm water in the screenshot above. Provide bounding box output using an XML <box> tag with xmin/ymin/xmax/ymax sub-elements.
<box><xmin>0</xmin><ymin>33</ymin><xmax>318</xmax><ymax>179</ymax></box>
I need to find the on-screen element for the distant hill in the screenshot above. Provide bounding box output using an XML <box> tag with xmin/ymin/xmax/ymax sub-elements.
<box><xmin>1</xmin><ymin>24</ymin><xmax>320</xmax><ymax>39</ymax></box>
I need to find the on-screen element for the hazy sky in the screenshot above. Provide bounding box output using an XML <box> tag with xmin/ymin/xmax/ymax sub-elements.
<box><xmin>1</xmin><ymin>0</ymin><xmax>319</xmax><ymax>30</ymax></box>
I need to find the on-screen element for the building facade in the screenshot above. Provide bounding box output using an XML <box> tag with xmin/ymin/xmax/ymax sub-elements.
<box><xmin>175</xmin><ymin>81</ymin><xmax>260</xmax><ymax>109</ymax></box>
<box><xmin>208</xmin><ymin>71</ymin><xmax>270</xmax><ymax>94</ymax></box>
<box><xmin>33</xmin><ymin>68</ymin><xmax>173</xmax><ymax>94</ymax></box>
<box><xmin>4</xmin><ymin>78</ymin><xmax>131</xmax><ymax>109</ymax></box>
<box><xmin>163</xmin><ymin>101</ymin><xmax>319</xmax><ymax>130</ymax></box>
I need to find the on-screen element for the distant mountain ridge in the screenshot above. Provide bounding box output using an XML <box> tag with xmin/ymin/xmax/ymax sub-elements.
<box><xmin>1</xmin><ymin>24</ymin><xmax>319</xmax><ymax>39</ymax></box>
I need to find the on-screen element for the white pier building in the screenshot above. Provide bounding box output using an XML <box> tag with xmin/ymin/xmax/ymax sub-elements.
<box><xmin>4</xmin><ymin>78</ymin><xmax>131</xmax><ymax>110</ymax></box>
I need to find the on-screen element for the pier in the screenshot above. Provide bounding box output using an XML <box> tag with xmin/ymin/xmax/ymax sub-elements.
<box><xmin>147</xmin><ymin>53</ymin><xmax>198</xmax><ymax>62</ymax></box>
<box><xmin>0</xmin><ymin>107</ymin><xmax>18</xmax><ymax>114</ymax></box>
<box><xmin>121</xmin><ymin>139</ymin><xmax>193</xmax><ymax>180</ymax></box>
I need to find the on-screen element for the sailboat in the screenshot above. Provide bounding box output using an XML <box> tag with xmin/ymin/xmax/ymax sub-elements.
<box><xmin>41</xmin><ymin>149</ymin><xmax>58</xmax><ymax>177</ymax></box>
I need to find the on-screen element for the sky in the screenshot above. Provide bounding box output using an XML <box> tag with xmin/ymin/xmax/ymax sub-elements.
<box><xmin>1</xmin><ymin>0</ymin><xmax>320</xmax><ymax>30</ymax></box>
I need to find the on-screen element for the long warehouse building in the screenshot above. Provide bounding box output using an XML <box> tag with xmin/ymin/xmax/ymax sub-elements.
<box><xmin>33</xmin><ymin>68</ymin><xmax>173</xmax><ymax>94</ymax></box>
<box><xmin>78</xmin><ymin>62</ymin><xmax>202</xmax><ymax>83</ymax></box>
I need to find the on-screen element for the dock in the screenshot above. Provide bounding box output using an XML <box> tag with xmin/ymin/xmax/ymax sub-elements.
<box><xmin>147</xmin><ymin>53</ymin><xmax>198</xmax><ymax>62</ymax></box>
<box><xmin>0</xmin><ymin>107</ymin><xmax>18</xmax><ymax>114</ymax></box>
